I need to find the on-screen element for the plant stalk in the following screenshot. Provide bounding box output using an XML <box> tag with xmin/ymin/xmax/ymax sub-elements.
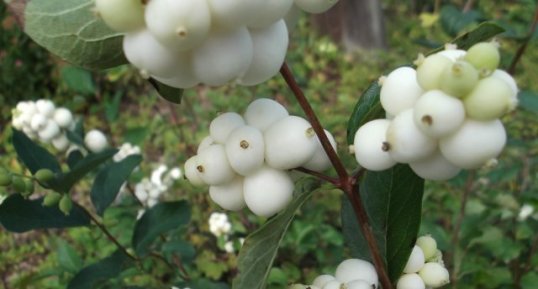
<box><xmin>508</xmin><ymin>5</ymin><xmax>538</xmax><ymax>74</ymax></box>
<box><xmin>280</xmin><ymin>63</ymin><xmax>393</xmax><ymax>289</ymax></box>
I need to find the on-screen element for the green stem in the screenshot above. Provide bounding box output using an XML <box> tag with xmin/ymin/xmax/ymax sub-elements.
<box><xmin>508</xmin><ymin>5</ymin><xmax>538</xmax><ymax>74</ymax></box>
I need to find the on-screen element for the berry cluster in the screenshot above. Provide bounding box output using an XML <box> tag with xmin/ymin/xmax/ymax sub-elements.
<box><xmin>397</xmin><ymin>235</ymin><xmax>449</xmax><ymax>289</ymax></box>
<box><xmin>11</xmin><ymin>100</ymin><xmax>73</xmax><ymax>151</ymax></box>
<box><xmin>353</xmin><ymin>42</ymin><xmax>518</xmax><ymax>180</ymax></box>
<box><xmin>290</xmin><ymin>258</ymin><xmax>379</xmax><ymax>289</ymax></box>
<box><xmin>11</xmin><ymin>100</ymin><xmax>110</xmax><ymax>154</ymax></box>
<box><xmin>95</xmin><ymin>0</ymin><xmax>339</xmax><ymax>88</ymax></box>
<box><xmin>184</xmin><ymin>98</ymin><xmax>336</xmax><ymax>217</ymax></box>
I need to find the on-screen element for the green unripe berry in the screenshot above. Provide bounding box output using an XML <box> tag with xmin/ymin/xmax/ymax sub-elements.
<box><xmin>464</xmin><ymin>42</ymin><xmax>500</xmax><ymax>77</ymax></box>
<box><xmin>43</xmin><ymin>192</ymin><xmax>63</xmax><ymax>207</ymax></box>
<box><xmin>12</xmin><ymin>176</ymin><xmax>27</xmax><ymax>194</ymax></box>
<box><xmin>0</xmin><ymin>171</ymin><xmax>12</xmax><ymax>186</ymax></box>
<box><xmin>416</xmin><ymin>235</ymin><xmax>438</xmax><ymax>261</ymax></box>
<box><xmin>24</xmin><ymin>179</ymin><xmax>35</xmax><ymax>196</ymax></box>
<box><xmin>440</xmin><ymin>61</ymin><xmax>479</xmax><ymax>98</ymax></box>
<box><xmin>419</xmin><ymin>262</ymin><xmax>450</xmax><ymax>288</ymax></box>
<box><xmin>95</xmin><ymin>0</ymin><xmax>145</xmax><ymax>33</ymax></box>
<box><xmin>416</xmin><ymin>53</ymin><xmax>452</xmax><ymax>91</ymax></box>
<box><xmin>35</xmin><ymin>169</ymin><xmax>55</xmax><ymax>184</ymax></box>
<box><xmin>463</xmin><ymin>76</ymin><xmax>512</xmax><ymax>120</ymax></box>
<box><xmin>59</xmin><ymin>195</ymin><xmax>73</xmax><ymax>216</ymax></box>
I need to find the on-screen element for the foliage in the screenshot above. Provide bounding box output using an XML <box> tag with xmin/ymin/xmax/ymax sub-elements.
<box><xmin>0</xmin><ymin>1</ymin><xmax>537</xmax><ymax>289</ymax></box>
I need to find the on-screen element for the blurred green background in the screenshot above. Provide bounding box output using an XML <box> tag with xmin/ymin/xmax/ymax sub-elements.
<box><xmin>1</xmin><ymin>1</ymin><xmax>537</xmax><ymax>288</ymax></box>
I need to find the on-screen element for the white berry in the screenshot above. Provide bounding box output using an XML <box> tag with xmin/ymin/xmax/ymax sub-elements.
<box><xmin>36</xmin><ymin>99</ymin><xmax>55</xmax><ymax>117</ymax></box>
<box><xmin>264</xmin><ymin>116</ymin><xmax>318</xmax><ymax>170</ymax></box>
<box><xmin>413</xmin><ymin>90</ymin><xmax>465</xmax><ymax>138</ymax></box>
<box><xmin>396</xmin><ymin>273</ymin><xmax>425</xmax><ymax>289</ymax></box>
<box><xmin>52</xmin><ymin>134</ymin><xmax>70</xmax><ymax>151</ymax></box>
<box><xmin>409</xmin><ymin>150</ymin><xmax>461</xmax><ymax>181</ymax></box>
<box><xmin>322</xmin><ymin>280</ymin><xmax>344</xmax><ymax>289</ymax></box>
<box><xmin>386</xmin><ymin>109</ymin><xmax>437</xmax><ymax>163</ymax></box>
<box><xmin>38</xmin><ymin>120</ymin><xmax>61</xmax><ymax>142</ymax></box>
<box><xmin>53</xmin><ymin>108</ymin><xmax>73</xmax><ymax>128</ymax></box>
<box><xmin>225</xmin><ymin>126</ymin><xmax>265</xmax><ymax>176</ymax></box>
<box><xmin>95</xmin><ymin>0</ymin><xmax>145</xmax><ymax>33</ymax></box>
<box><xmin>295</xmin><ymin>0</ymin><xmax>339</xmax><ymax>14</ymax></box>
<box><xmin>197</xmin><ymin>135</ymin><xmax>216</xmax><ymax>154</ymax></box>
<box><xmin>184</xmin><ymin>156</ymin><xmax>206</xmax><ymax>186</ymax></box>
<box><xmin>145</xmin><ymin>0</ymin><xmax>211</xmax><ymax>51</ymax></box>
<box><xmin>335</xmin><ymin>259</ymin><xmax>378</xmax><ymax>287</ymax></box>
<box><xmin>440</xmin><ymin>119</ymin><xmax>506</xmax><ymax>169</ymax></box>
<box><xmin>416</xmin><ymin>235</ymin><xmax>438</xmax><ymax>261</ymax></box>
<box><xmin>209</xmin><ymin>112</ymin><xmax>246</xmax><ymax>144</ymax></box>
<box><xmin>346</xmin><ymin>280</ymin><xmax>372</xmax><ymax>289</ymax></box>
<box><xmin>419</xmin><ymin>262</ymin><xmax>450</xmax><ymax>288</ymax></box>
<box><xmin>243</xmin><ymin>166</ymin><xmax>294</xmax><ymax>217</ymax></box>
<box><xmin>244</xmin><ymin>98</ymin><xmax>289</xmax><ymax>131</ymax></box>
<box><xmin>195</xmin><ymin>144</ymin><xmax>236</xmax><ymax>186</ymax></box>
<box><xmin>303</xmin><ymin>129</ymin><xmax>337</xmax><ymax>172</ymax></box>
<box><xmin>84</xmin><ymin>129</ymin><xmax>108</xmax><ymax>153</ymax></box>
<box><xmin>403</xmin><ymin>245</ymin><xmax>425</xmax><ymax>274</ymax></box>
<box><xmin>312</xmin><ymin>275</ymin><xmax>336</xmax><ymax>288</ymax></box>
<box><xmin>238</xmin><ymin>20</ymin><xmax>289</xmax><ymax>86</ymax></box>
<box><xmin>380</xmin><ymin>67</ymin><xmax>423</xmax><ymax>115</ymax></box>
<box><xmin>353</xmin><ymin>119</ymin><xmax>396</xmax><ymax>171</ymax></box>
<box><xmin>209</xmin><ymin>177</ymin><xmax>246</xmax><ymax>211</ymax></box>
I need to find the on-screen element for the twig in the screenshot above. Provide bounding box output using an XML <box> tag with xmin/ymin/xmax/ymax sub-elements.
<box><xmin>293</xmin><ymin>167</ymin><xmax>340</xmax><ymax>185</ymax></box>
<box><xmin>280</xmin><ymin>63</ymin><xmax>393</xmax><ymax>289</ymax></box>
<box><xmin>449</xmin><ymin>172</ymin><xmax>475</xmax><ymax>288</ymax></box>
<box><xmin>508</xmin><ymin>5</ymin><xmax>538</xmax><ymax>74</ymax></box>
<box><xmin>462</xmin><ymin>0</ymin><xmax>475</xmax><ymax>13</ymax></box>
<box><xmin>80</xmin><ymin>205</ymin><xmax>138</xmax><ymax>261</ymax></box>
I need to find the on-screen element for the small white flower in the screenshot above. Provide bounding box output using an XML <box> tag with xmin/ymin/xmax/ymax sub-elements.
<box><xmin>224</xmin><ymin>241</ymin><xmax>235</xmax><ymax>253</ymax></box>
<box><xmin>169</xmin><ymin>167</ymin><xmax>182</xmax><ymax>180</ymax></box>
<box><xmin>518</xmin><ymin>204</ymin><xmax>535</xmax><ymax>221</ymax></box>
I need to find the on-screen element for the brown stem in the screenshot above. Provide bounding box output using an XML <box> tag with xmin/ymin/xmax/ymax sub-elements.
<box><xmin>294</xmin><ymin>167</ymin><xmax>340</xmax><ymax>185</ymax></box>
<box><xmin>280</xmin><ymin>63</ymin><xmax>348</xmax><ymax>181</ymax></box>
<box><xmin>462</xmin><ymin>0</ymin><xmax>475</xmax><ymax>13</ymax></box>
<box><xmin>81</xmin><ymin>206</ymin><xmax>138</xmax><ymax>261</ymax></box>
<box><xmin>508</xmin><ymin>5</ymin><xmax>538</xmax><ymax>74</ymax></box>
<box><xmin>280</xmin><ymin>63</ymin><xmax>393</xmax><ymax>289</ymax></box>
<box><xmin>450</xmin><ymin>172</ymin><xmax>475</xmax><ymax>288</ymax></box>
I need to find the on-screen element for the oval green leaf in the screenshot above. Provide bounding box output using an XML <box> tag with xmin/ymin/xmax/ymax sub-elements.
<box><xmin>341</xmin><ymin>165</ymin><xmax>424</xmax><ymax>282</ymax></box>
<box><xmin>0</xmin><ymin>194</ymin><xmax>90</xmax><ymax>232</ymax></box>
<box><xmin>91</xmin><ymin>154</ymin><xmax>142</xmax><ymax>216</ymax></box>
<box><xmin>232</xmin><ymin>179</ymin><xmax>320</xmax><ymax>289</ymax></box>
<box><xmin>24</xmin><ymin>0</ymin><xmax>127</xmax><ymax>70</ymax></box>
<box><xmin>67</xmin><ymin>250</ymin><xmax>132</xmax><ymax>289</ymax></box>
<box><xmin>132</xmin><ymin>201</ymin><xmax>191</xmax><ymax>256</ymax></box>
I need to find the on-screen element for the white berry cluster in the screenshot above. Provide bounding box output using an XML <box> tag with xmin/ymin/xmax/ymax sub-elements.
<box><xmin>94</xmin><ymin>0</ymin><xmax>339</xmax><ymax>88</ymax></box>
<box><xmin>134</xmin><ymin>164</ymin><xmax>182</xmax><ymax>208</ymax></box>
<box><xmin>11</xmin><ymin>99</ymin><xmax>112</xmax><ymax>154</ymax></box>
<box><xmin>11</xmin><ymin>100</ymin><xmax>73</xmax><ymax>151</ymax></box>
<box><xmin>397</xmin><ymin>235</ymin><xmax>449</xmax><ymax>289</ymax></box>
<box><xmin>113</xmin><ymin>142</ymin><xmax>142</xmax><ymax>162</ymax></box>
<box><xmin>353</xmin><ymin>42</ymin><xmax>518</xmax><ymax>180</ymax></box>
<box><xmin>289</xmin><ymin>258</ymin><xmax>379</xmax><ymax>289</ymax></box>
<box><xmin>208</xmin><ymin>212</ymin><xmax>232</xmax><ymax>238</ymax></box>
<box><xmin>184</xmin><ymin>98</ymin><xmax>336</xmax><ymax>217</ymax></box>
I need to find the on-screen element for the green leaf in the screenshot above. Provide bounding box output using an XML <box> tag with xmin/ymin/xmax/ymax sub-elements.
<box><xmin>346</xmin><ymin>82</ymin><xmax>385</xmax><ymax>145</ymax></box>
<box><xmin>91</xmin><ymin>155</ymin><xmax>142</xmax><ymax>215</ymax></box>
<box><xmin>0</xmin><ymin>194</ymin><xmax>90</xmax><ymax>233</ymax></box>
<box><xmin>67</xmin><ymin>250</ymin><xmax>132</xmax><ymax>289</ymax></box>
<box><xmin>148</xmin><ymin>78</ymin><xmax>184</xmax><ymax>104</ymax></box>
<box><xmin>232</xmin><ymin>179</ymin><xmax>320</xmax><ymax>289</ymax></box>
<box><xmin>440</xmin><ymin>5</ymin><xmax>482</xmax><ymax>37</ymax></box>
<box><xmin>132</xmin><ymin>201</ymin><xmax>191</xmax><ymax>256</ymax></box>
<box><xmin>341</xmin><ymin>165</ymin><xmax>424</xmax><ymax>282</ymax></box>
<box><xmin>67</xmin><ymin>150</ymin><xmax>85</xmax><ymax>170</ymax></box>
<box><xmin>12</xmin><ymin>129</ymin><xmax>61</xmax><ymax>174</ymax></box>
<box><xmin>55</xmin><ymin>238</ymin><xmax>84</xmax><ymax>273</ymax></box>
<box><xmin>430</xmin><ymin>22</ymin><xmax>506</xmax><ymax>54</ymax></box>
<box><xmin>61</xmin><ymin>66</ymin><xmax>95</xmax><ymax>95</ymax></box>
<box><xmin>58</xmin><ymin>148</ymin><xmax>118</xmax><ymax>192</ymax></box>
<box><xmin>105</xmin><ymin>91</ymin><xmax>123</xmax><ymax>122</ymax></box>
<box><xmin>161</xmin><ymin>240</ymin><xmax>196</xmax><ymax>265</ymax></box>
<box><xmin>24</xmin><ymin>0</ymin><xmax>127</xmax><ymax>70</ymax></box>
<box><xmin>518</xmin><ymin>90</ymin><xmax>538</xmax><ymax>114</ymax></box>
<box><xmin>521</xmin><ymin>272</ymin><xmax>538</xmax><ymax>289</ymax></box>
